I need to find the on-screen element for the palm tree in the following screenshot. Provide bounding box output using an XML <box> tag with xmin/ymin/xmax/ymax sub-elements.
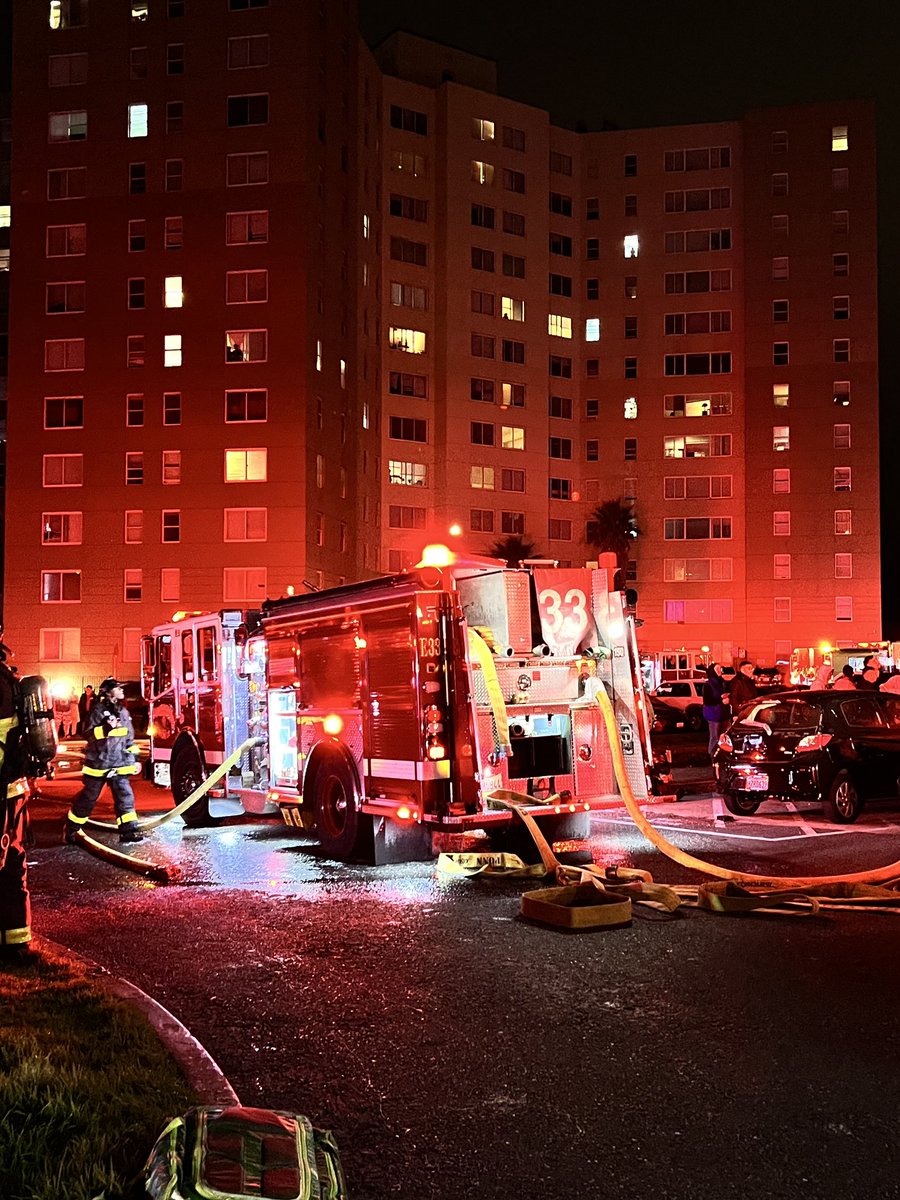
<box><xmin>586</xmin><ymin>498</ymin><xmax>638</xmax><ymax>578</ymax></box>
<box><xmin>486</xmin><ymin>533</ymin><xmax>539</xmax><ymax>567</ymax></box>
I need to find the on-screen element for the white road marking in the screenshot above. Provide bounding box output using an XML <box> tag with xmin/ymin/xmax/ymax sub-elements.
<box><xmin>781</xmin><ymin>800</ymin><xmax>820</xmax><ymax>837</ymax></box>
<box><xmin>593</xmin><ymin>815</ymin><xmax>853</xmax><ymax>843</ymax></box>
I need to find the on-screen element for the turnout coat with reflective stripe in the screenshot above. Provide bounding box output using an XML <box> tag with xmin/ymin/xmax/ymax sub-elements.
<box><xmin>83</xmin><ymin>700</ymin><xmax>139</xmax><ymax>775</ymax></box>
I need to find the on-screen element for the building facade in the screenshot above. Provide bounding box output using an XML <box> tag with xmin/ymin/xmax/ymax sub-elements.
<box><xmin>3</xmin><ymin>7</ymin><xmax>879</xmax><ymax>686</ymax></box>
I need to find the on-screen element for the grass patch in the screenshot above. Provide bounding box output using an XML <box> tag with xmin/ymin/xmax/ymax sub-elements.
<box><xmin>0</xmin><ymin>943</ymin><xmax>199</xmax><ymax>1200</ymax></box>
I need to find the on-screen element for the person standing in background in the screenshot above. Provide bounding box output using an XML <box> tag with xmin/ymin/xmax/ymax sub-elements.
<box><xmin>78</xmin><ymin>684</ymin><xmax>94</xmax><ymax>735</ymax></box>
<box><xmin>728</xmin><ymin>660</ymin><xmax>758</xmax><ymax>713</ymax></box>
<box><xmin>831</xmin><ymin>664</ymin><xmax>857</xmax><ymax>691</ymax></box>
<box><xmin>702</xmin><ymin>663</ymin><xmax>730</xmax><ymax>759</ymax></box>
<box><xmin>66</xmin><ymin>689</ymin><xmax>80</xmax><ymax>737</ymax></box>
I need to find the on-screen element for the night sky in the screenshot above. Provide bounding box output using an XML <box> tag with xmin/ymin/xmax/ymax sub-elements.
<box><xmin>359</xmin><ymin>0</ymin><xmax>900</xmax><ymax>634</ymax></box>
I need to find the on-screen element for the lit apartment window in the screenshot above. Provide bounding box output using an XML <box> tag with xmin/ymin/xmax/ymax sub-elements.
<box><xmin>225</xmin><ymin>448</ymin><xmax>267</xmax><ymax>482</ymax></box>
<box><xmin>502</xmin><ymin>426</ymin><xmax>525</xmax><ymax>450</ymax></box>
<box><xmin>315</xmin><ymin>454</ymin><xmax>324</xmax><ymax>489</ymax></box>
<box><xmin>224</xmin><ymin>508</ymin><xmax>268</xmax><ymax>541</ymax></box>
<box><xmin>471</xmin><ymin>161</ymin><xmax>494</xmax><ymax>185</ymax></box>
<box><xmin>42</xmin><ymin>512</ymin><xmax>82</xmax><ymax>545</ymax></box>
<box><xmin>773</xmin><ymin>425</ymin><xmax>790</xmax><ymax>452</ymax></box>
<box><xmin>127</xmin><ymin>104</ymin><xmax>148</xmax><ymax>137</ymax></box>
<box><xmin>469</xmin><ymin>465</ymin><xmax>494</xmax><ymax>490</ymax></box>
<box><xmin>131</xmin><ymin>2</ymin><xmax>148</xmax><ymax>18</ymax></box>
<box><xmin>315</xmin><ymin>339</ymin><xmax>322</xmax><ymax>372</ymax></box>
<box><xmin>389</xmin><ymin>461</ymin><xmax>427</xmax><ymax>487</ymax></box>
<box><xmin>774</xmin><ymin>597</ymin><xmax>791</xmax><ymax>623</ymax></box>
<box><xmin>835</xmin><ymin>510</ymin><xmax>852</xmax><ymax>535</ymax></box>
<box><xmin>226</xmin><ymin>330</ymin><xmax>267</xmax><ymax>362</ymax></box>
<box><xmin>501</xmin><ymin>383</ymin><xmax>525</xmax><ymax>408</ymax></box>
<box><xmin>49</xmin><ymin>1</ymin><xmax>87</xmax><ymax>30</ymax></box>
<box><xmin>42</xmin><ymin>570</ymin><xmax>81</xmax><ymax>602</ymax></box>
<box><xmin>473</xmin><ymin>118</ymin><xmax>494</xmax><ymax>141</ymax></box>
<box><xmin>773</xmin><ymin>383</ymin><xmax>789</xmax><ymax>407</ymax></box>
<box><xmin>772</xmin><ymin>468</ymin><xmax>790</xmax><ymax>494</ymax></box>
<box><xmin>389</xmin><ymin>327</ymin><xmax>426</xmax><ymax>354</ymax></box>
<box><xmin>623</xmin><ymin>234</ymin><xmax>639</xmax><ymax>258</ymax></box>
<box><xmin>773</xmin><ymin>555</ymin><xmax>791</xmax><ymax>580</ymax></box>
<box><xmin>164</xmin><ymin>276</ymin><xmax>183</xmax><ymax>308</ymax></box>
<box><xmin>836</xmin><ymin>597</ymin><xmax>853</xmax><ymax>622</ymax></box>
<box><xmin>162</xmin><ymin>451</ymin><xmax>181</xmax><ymax>485</ymax></box>
<box><xmin>501</xmin><ymin>296</ymin><xmax>525</xmax><ymax>321</ymax></box>
<box><xmin>162</xmin><ymin>511</ymin><xmax>181</xmax><ymax>543</ymax></box>
<box><xmin>548</xmin><ymin>314</ymin><xmax>572</xmax><ymax>338</ymax></box>
<box><xmin>624</xmin><ymin>397</ymin><xmax>638</xmax><ymax>420</ymax></box>
<box><xmin>49</xmin><ymin>110</ymin><xmax>87</xmax><ymax>142</ymax></box>
<box><xmin>164</xmin><ymin>334</ymin><xmax>182</xmax><ymax>366</ymax></box>
<box><xmin>124</xmin><ymin>510</ymin><xmax>143</xmax><ymax>544</ymax></box>
<box><xmin>835</xmin><ymin>553</ymin><xmax>853</xmax><ymax>579</ymax></box>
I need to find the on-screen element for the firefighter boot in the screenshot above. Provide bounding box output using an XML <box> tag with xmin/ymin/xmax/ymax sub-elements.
<box><xmin>63</xmin><ymin>819</ymin><xmax>82</xmax><ymax>845</ymax></box>
<box><xmin>118</xmin><ymin>821</ymin><xmax>146</xmax><ymax>844</ymax></box>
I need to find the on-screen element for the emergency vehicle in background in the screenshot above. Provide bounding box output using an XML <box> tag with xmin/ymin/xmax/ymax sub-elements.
<box><xmin>140</xmin><ymin>552</ymin><xmax>652</xmax><ymax>863</ymax></box>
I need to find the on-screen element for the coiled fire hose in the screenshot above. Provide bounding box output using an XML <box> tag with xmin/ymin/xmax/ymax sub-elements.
<box><xmin>73</xmin><ymin>737</ymin><xmax>262</xmax><ymax>882</ymax></box>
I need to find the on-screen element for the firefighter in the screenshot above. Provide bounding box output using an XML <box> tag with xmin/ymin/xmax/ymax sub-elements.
<box><xmin>0</xmin><ymin>635</ymin><xmax>33</xmax><ymax>962</ymax></box>
<box><xmin>64</xmin><ymin>677</ymin><xmax>145</xmax><ymax>844</ymax></box>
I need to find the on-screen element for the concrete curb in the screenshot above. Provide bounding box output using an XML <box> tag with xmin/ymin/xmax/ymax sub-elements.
<box><xmin>37</xmin><ymin>937</ymin><xmax>239</xmax><ymax>1106</ymax></box>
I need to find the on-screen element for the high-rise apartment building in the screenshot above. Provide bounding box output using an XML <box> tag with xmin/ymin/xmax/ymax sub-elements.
<box><xmin>4</xmin><ymin>7</ymin><xmax>878</xmax><ymax>684</ymax></box>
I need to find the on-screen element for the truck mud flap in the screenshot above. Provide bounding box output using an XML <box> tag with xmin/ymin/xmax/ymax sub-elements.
<box><xmin>373</xmin><ymin>816</ymin><xmax>434</xmax><ymax>865</ymax></box>
<box><xmin>491</xmin><ymin>809</ymin><xmax>592</xmax><ymax>865</ymax></box>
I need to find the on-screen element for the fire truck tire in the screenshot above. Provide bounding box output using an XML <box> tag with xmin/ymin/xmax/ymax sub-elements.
<box><xmin>312</xmin><ymin>756</ymin><xmax>372</xmax><ymax>861</ymax></box>
<box><xmin>171</xmin><ymin>746</ymin><xmax>212</xmax><ymax>827</ymax></box>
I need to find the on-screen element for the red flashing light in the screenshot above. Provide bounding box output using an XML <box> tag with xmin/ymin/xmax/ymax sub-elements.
<box><xmin>323</xmin><ymin>713</ymin><xmax>343</xmax><ymax>736</ymax></box>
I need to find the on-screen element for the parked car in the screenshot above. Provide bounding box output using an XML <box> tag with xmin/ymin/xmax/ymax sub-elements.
<box><xmin>649</xmin><ymin>696</ymin><xmax>688</xmax><ymax>732</ymax></box>
<box><xmin>650</xmin><ymin>679</ymin><xmax>706</xmax><ymax>731</ymax></box>
<box><xmin>714</xmin><ymin>690</ymin><xmax>900</xmax><ymax>823</ymax></box>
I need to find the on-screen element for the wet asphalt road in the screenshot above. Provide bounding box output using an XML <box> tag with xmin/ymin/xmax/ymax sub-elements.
<box><xmin>25</xmin><ymin>764</ymin><xmax>900</xmax><ymax>1200</ymax></box>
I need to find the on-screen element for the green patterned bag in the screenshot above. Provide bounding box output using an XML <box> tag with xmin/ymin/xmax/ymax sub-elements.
<box><xmin>144</xmin><ymin>1105</ymin><xmax>348</xmax><ymax>1200</ymax></box>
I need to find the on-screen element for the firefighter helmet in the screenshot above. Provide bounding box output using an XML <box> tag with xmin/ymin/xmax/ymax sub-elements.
<box><xmin>98</xmin><ymin>677</ymin><xmax>121</xmax><ymax>695</ymax></box>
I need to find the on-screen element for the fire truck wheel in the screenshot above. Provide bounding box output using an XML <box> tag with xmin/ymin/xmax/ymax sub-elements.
<box><xmin>172</xmin><ymin>746</ymin><xmax>212</xmax><ymax>827</ymax></box>
<box><xmin>312</xmin><ymin>756</ymin><xmax>370</xmax><ymax>861</ymax></box>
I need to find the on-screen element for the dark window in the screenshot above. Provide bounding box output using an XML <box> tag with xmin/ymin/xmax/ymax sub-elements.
<box><xmin>624</xmin><ymin>438</ymin><xmax>637</xmax><ymax>460</ymax></box>
<box><xmin>624</xmin><ymin>154</ymin><xmax>638</xmax><ymax>177</ymax></box>
<box><xmin>549</xmin><ymin>395</ymin><xmax>573</xmax><ymax>419</ymax></box>
<box><xmin>549</xmin><ymin>232</ymin><xmax>572</xmax><ymax>256</ymax></box>
<box><xmin>389</xmin><ymin>371</ymin><xmax>427</xmax><ymax>397</ymax></box>
<box><xmin>625</xmin><ymin>316</ymin><xmax>638</xmax><ymax>338</ymax></box>
<box><xmin>549</xmin><ymin>192</ymin><xmax>573</xmax><ymax>216</ymax></box>
<box><xmin>390</xmin><ymin>105</ymin><xmax>427</xmax><ymax>136</ymax></box>
<box><xmin>470</xmin><ymin>421</ymin><xmax>495</xmax><ymax>446</ymax></box>
<box><xmin>391</xmin><ymin>194</ymin><xmax>428</xmax><ymax>221</ymax></box>
<box><xmin>391</xmin><ymin>237</ymin><xmax>428</xmax><ymax>267</ymax></box>
<box><xmin>502</xmin><ymin>168</ymin><xmax>525</xmax><ymax>193</ymax></box>
<box><xmin>503</xmin><ymin>210</ymin><xmax>525</xmax><ymax>236</ymax></box>
<box><xmin>586</xmin><ymin>238</ymin><xmax>600</xmax><ymax>260</ymax></box>
<box><xmin>549</xmin><ymin>355</ymin><xmax>572</xmax><ymax>379</ymax></box>
<box><xmin>389</xmin><ymin>415</ymin><xmax>427</xmax><ymax>442</ymax></box>
<box><xmin>129</xmin><ymin>163</ymin><xmax>147</xmax><ymax>194</ymax></box>
<box><xmin>470</xmin><ymin>246</ymin><xmax>495</xmax><ymax>272</ymax></box>
<box><xmin>227</xmin><ymin>94</ymin><xmax>268</xmax><ymax>127</ymax></box>
<box><xmin>502</xmin><ymin>254</ymin><xmax>525</xmax><ymax>278</ymax></box>
<box><xmin>470</xmin><ymin>378</ymin><xmax>494</xmax><ymax>402</ymax></box>
<box><xmin>501</xmin><ymin>339</ymin><xmax>525</xmax><ymax>364</ymax></box>
<box><xmin>624</xmin><ymin>357</ymin><xmax>638</xmax><ymax>378</ymax></box>
<box><xmin>167</xmin><ymin>43</ymin><xmax>184</xmax><ymax>74</ymax></box>
<box><xmin>470</xmin><ymin>203</ymin><xmax>495</xmax><ymax>228</ymax></box>
<box><xmin>549</xmin><ymin>273</ymin><xmax>572</xmax><ymax>297</ymax></box>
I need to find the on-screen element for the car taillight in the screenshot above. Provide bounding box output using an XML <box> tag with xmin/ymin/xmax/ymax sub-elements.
<box><xmin>796</xmin><ymin>733</ymin><xmax>832</xmax><ymax>752</ymax></box>
<box><xmin>717</xmin><ymin>733</ymin><xmax>733</xmax><ymax>753</ymax></box>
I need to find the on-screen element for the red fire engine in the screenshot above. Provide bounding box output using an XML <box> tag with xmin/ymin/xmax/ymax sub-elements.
<box><xmin>140</xmin><ymin>554</ymin><xmax>652</xmax><ymax>863</ymax></box>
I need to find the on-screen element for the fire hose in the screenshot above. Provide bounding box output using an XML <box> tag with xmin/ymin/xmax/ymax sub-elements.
<box><xmin>72</xmin><ymin>737</ymin><xmax>262</xmax><ymax>882</ymax></box>
<box><xmin>444</xmin><ymin>687</ymin><xmax>900</xmax><ymax>917</ymax></box>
